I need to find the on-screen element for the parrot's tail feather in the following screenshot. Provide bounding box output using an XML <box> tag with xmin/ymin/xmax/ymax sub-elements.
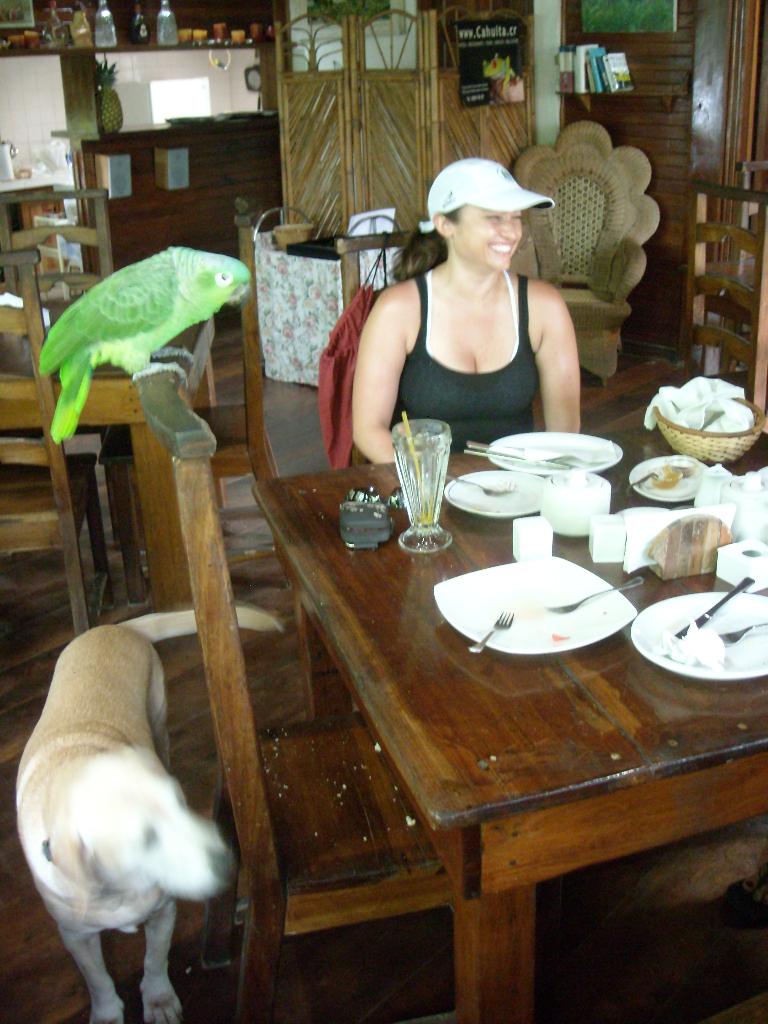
<box><xmin>50</xmin><ymin>352</ymin><xmax>94</xmax><ymax>443</ymax></box>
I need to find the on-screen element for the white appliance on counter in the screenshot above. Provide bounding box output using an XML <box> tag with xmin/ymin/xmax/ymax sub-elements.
<box><xmin>115</xmin><ymin>77</ymin><xmax>211</xmax><ymax>127</ymax></box>
<box><xmin>0</xmin><ymin>142</ymin><xmax>16</xmax><ymax>182</ymax></box>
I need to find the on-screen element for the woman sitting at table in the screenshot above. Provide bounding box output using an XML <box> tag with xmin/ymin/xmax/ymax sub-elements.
<box><xmin>352</xmin><ymin>157</ymin><xmax>581</xmax><ymax>463</ymax></box>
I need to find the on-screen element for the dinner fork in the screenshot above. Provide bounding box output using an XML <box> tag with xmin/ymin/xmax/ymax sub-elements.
<box><xmin>468</xmin><ymin>611</ymin><xmax>515</xmax><ymax>653</ymax></box>
<box><xmin>717</xmin><ymin>622</ymin><xmax>768</xmax><ymax>645</ymax></box>
<box><xmin>545</xmin><ymin>575</ymin><xmax>645</xmax><ymax>614</ymax></box>
<box><xmin>448</xmin><ymin>476</ymin><xmax>516</xmax><ymax>497</ymax></box>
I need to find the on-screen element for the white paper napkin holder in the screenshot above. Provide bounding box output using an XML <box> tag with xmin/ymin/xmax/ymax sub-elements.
<box><xmin>716</xmin><ymin>540</ymin><xmax>768</xmax><ymax>591</ymax></box>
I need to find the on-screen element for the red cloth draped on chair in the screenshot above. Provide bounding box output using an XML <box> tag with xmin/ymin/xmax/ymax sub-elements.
<box><xmin>318</xmin><ymin>284</ymin><xmax>377</xmax><ymax>468</ymax></box>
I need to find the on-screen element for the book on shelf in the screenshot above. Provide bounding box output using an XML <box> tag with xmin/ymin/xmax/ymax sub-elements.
<box><xmin>573</xmin><ymin>42</ymin><xmax>596</xmax><ymax>94</ymax></box>
<box><xmin>588</xmin><ymin>46</ymin><xmax>607</xmax><ymax>93</ymax></box>
<box><xmin>557</xmin><ymin>44</ymin><xmax>575</xmax><ymax>94</ymax></box>
<box><xmin>601</xmin><ymin>52</ymin><xmax>634</xmax><ymax>92</ymax></box>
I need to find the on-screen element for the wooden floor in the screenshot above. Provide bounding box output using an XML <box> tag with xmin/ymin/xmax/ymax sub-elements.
<box><xmin>3</xmin><ymin>320</ymin><xmax>768</xmax><ymax>1024</ymax></box>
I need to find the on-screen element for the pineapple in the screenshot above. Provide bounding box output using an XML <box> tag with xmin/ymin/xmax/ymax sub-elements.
<box><xmin>94</xmin><ymin>57</ymin><xmax>124</xmax><ymax>134</ymax></box>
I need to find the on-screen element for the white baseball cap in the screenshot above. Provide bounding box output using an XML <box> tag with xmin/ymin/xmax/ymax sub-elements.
<box><xmin>419</xmin><ymin>158</ymin><xmax>554</xmax><ymax>232</ymax></box>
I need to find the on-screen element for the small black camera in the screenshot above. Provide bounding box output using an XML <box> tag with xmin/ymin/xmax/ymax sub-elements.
<box><xmin>339</xmin><ymin>500</ymin><xmax>393</xmax><ymax>550</ymax></box>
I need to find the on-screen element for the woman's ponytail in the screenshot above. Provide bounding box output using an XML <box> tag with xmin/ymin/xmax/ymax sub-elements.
<box><xmin>393</xmin><ymin>209</ymin><xmax>461</xmax><ymax>281</ymax></box>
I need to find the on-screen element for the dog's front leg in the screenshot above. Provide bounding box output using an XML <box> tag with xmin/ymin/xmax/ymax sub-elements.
<box><xmin>57</xmin><ymin>924</ymin><xmax>124</xmax><ymax>1024</ymax></box>
<box><xmin>141</xmin><ymin>899</ymin><xmax>182</xmax><ymax>1024</ymax></box>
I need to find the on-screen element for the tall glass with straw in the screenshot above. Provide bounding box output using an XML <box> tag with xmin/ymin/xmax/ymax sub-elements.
<box><xmin>391</xmin><ymin>416</ymin><xmax>452</xmax><ymax>553</ymax></box>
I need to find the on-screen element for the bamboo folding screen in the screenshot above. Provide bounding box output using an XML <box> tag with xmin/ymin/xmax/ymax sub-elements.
<box><xmin>274</xmin><ymin>7</ymin><xmax>534</xmax><ymax>238</ymax></box>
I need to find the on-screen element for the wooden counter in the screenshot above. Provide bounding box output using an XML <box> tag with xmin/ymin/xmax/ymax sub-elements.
<box><xmin>78</xmin><ymin>115</ymin><xmax>282</xmax><ymax>269</ymax></box>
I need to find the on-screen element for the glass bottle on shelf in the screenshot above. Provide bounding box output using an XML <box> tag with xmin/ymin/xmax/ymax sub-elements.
<box><xmin>129</xmin><ymin>3</ymin><xmax>150</xmax><ymax>44</ymax></box>
<box><xmin>156</xmin><ymin>0</ymin><xmax>178</xmax><ymax>46</ymax></box>
<box><xmin>71</xmin><ymin>2</ymin><xmax>93</xmax><ymax>47</ymax></box>
<box><xmin>46</xmin><ymin>1</ymin><xmax>69</xmax><ymax>48</ymax></box>
<box><xmin>94</xmin><ymin>0</ymin><xmax>117</xmax><ymax>47</ymax></box>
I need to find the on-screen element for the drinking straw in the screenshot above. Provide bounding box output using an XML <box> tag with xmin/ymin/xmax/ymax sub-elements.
<box><xmin>401</xmin><ymin>411</ymin><xmax>427</xmax><ymax>525</ymax></box>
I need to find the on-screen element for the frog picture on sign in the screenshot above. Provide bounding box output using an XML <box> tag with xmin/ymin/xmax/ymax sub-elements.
<box><xmin>456</xmin><ymin>18</ymin><xmax>525</xmax><ymax>107</ymax></box>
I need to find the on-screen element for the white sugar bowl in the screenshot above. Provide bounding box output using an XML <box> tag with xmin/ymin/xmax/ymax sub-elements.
<box><xmin>540</xmin><ymin>470</ymin><xmax>611</xmax><ymax>537</ymax></box>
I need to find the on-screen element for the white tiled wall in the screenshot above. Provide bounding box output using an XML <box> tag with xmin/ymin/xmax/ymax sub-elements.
<box><xmin>0</xmin><ymin>55</ymin><xmax>68</xmax><ymax>167</ymax></box>
<box><xmin>0</xmin><ymin>48</ymin><xmax>263</xmax><ymax>168</ymax></box>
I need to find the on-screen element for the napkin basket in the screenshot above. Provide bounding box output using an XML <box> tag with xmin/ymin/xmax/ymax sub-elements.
<box><xmin>655</xmin><ymin>399</ymin><xmax>765</xmax><ymax>464</ymax></box>
<box><xmin>647</xmin><ymin>514</ymin><xmax>732</xmax><ymax>580</ymax></box>
<box><xmin>273</xmin><ymin>222</ymin><xmax>315</xmax><ymax>250</ymax></box>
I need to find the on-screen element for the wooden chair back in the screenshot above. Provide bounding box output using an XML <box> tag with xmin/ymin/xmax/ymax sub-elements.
<box><xmin>333</xmin><ymin>230</ymin><xmax>409</xmax><ymax>466</ymax></box>
<box><xmin>334</xmin><ymin>228</ymin><xmax>409</xmax><ymax>306</ymax></box>
<box><xmin>0</xmin><ymin>249</ymin><xmax>111</xmax><ymax>634</ymax></box>
<box><xmin>135</xmin><ymin>370</ymin><xmax>450</xmax><ymax>1022</ymax></box>
<box><xmin>0</xmin><ymin>188</ymin><xmax>113</xmax><ymax>298</ymax></box>
<box><xmin>681</xmin><ymin>179</ymin><xmax>768</xmax><ymax>420</ymax></box>
<box><xmin>235</xmin><ymin>203</ymin><xmax>279</xmax><ymax>481</ymax></box>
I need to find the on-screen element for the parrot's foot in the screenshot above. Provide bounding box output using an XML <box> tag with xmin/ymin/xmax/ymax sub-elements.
<box><xmin>132</xmin><ymin>361</ymin><xmax>187</xmax><ymax>384</ymax></box>
<box><xmin>154</xmin><ymin>346</ymin><xmax>194</xmax><ymax>368</ymax></box>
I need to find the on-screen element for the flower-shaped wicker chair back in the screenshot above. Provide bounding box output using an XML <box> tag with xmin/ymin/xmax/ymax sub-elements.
<box><xmin>513</xmin><ymin>122</ymin><xmax>660</xmax><ymax>380</ymax></box>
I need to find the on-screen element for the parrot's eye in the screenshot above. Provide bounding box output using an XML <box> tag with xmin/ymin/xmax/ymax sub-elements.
<box><xmin>215</xmin><ymin>271</ymin><xmax>233</xmax><ymax>287</ymax></box>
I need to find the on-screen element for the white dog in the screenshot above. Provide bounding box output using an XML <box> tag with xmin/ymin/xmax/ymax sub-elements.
<box><xmin>16</xmin><ymin>606</ymin><xmax>278</xmax><ymax>1024</ymax></box>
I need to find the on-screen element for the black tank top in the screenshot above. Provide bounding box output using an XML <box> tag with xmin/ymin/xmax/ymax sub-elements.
<box><xmin>394</xmin><ymin>273</ymin><xmax>539</xmax><ymax>452</ymax></box>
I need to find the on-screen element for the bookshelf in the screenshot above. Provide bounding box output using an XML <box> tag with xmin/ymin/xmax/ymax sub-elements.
<box><xmin>559</xmin><ymin>56</ymin><xmax>690</xmax><ymax>113</ymax></box>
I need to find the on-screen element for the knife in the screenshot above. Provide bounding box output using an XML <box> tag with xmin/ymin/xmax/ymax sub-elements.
<box><xmin>674</xmin><ymin>576</ymin><xmax>755</xmax><ymax>639</ymax></box>
<box><xmin>462</xmin><ymin>449</ymin><xmax>566</xmax><ymax>473</ymax></box>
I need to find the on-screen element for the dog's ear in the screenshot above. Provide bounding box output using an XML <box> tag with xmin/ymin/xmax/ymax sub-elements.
<box><xmin>45</xmin><ymin>824</ymin><xmax>98</xmax><ymax>919</ymax></box>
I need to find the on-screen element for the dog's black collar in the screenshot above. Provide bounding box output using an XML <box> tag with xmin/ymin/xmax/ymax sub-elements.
<box><xmin>42</xmin><ymin>839</ymin><xmax>52</xmax><ymax>862</ymax></box>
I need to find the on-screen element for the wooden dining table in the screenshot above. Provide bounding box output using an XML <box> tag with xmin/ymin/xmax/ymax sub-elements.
<box><xmin>0</xmin><ymin>316</ymin><xmax>214</xmax><ymax>610</ymax></box>
<box><xmin>254</xmin><ymin>422</ymin><xmax>768</xmax><ymax>1024</ymax></box>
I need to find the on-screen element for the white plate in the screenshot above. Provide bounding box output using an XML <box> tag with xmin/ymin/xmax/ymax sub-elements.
<box><xmin>444</xmin><ymin>472</ymin><xmax>544</xmax><ymax>519</ymax></box>
<box><xmin>631</xmin><ymin>592</ymin><xmax>768</xmax><ymax>681</ymax></box>
<box><xmin>434</xmin><ymin>557</ymin><xmax>638</xmax><ymax>655</ymax></box>
<box><xmin>487</xmin><ymin>432</ymin><xmax>623</xmax><ymax>476</ymax></box>
<box><xmin>629</xmin><ymin>455</ymin><xmax>705</xmax><ymax>502</ymax></box>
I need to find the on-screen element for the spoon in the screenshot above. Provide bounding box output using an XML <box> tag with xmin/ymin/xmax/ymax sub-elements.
<box><xmin>447</xmin><ymin>476</ymin><xmax>516</xmax><ymax>497</ymax></box>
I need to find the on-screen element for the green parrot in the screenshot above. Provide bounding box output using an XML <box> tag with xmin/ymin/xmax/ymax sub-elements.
<box><xmin>39</xmin><ymin>246</ymin><xmax>251</xmax><ymax>442</ymax></box>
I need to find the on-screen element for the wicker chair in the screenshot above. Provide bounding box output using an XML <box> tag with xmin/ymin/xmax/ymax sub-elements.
<box><xmin>512</xmin><ymin>121</ymin><xmax>660</xmax><ymax>382</ymax></box>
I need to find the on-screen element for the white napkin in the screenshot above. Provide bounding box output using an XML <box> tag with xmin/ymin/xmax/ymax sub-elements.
<box><xmin>622</xmin><ymin>502</ymin><xmax>737</xmax><ymax>573</ymax></box>
<box><xmin>644</xmin><ymin>377</ymin><xmax>752</xmax><ymax>433</ymax></box>
<box><xmin>660</xmin><ymin>622</ymin><xmax>726</xmax><ymax>671</ymax></box>
<box><xmin>0</xmin><ymin>291</ymin><xmax>50</xmax><ymax>328</ymax></box>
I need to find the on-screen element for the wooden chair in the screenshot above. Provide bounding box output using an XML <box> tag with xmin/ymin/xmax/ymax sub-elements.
<box><xmin>0</xmin><ymin>187</ymin><xmax>113</xmax><ymax>299</ymax></box>
<box><xmin>200</xmin><ymin>201</ymin><xmax>279</xmax><ymax>485</ymax></box>
<box><xmin>0</xmin><ymin>187</ymin><xmax>150</xmax><ymax>602</ymax></box>
<box><xmin>680</xmin><ymin>180</ymin><xmax>768</xmax><ymax>421</ymax></box>
<box><xmin>333</xmin><ymin>230</ymin><xmax>409</xmax><ymax>467</ymax></box>
<box><xmin>513</xmin><ymin>121</ymin><xmax>660</xmax><ymax>383</ymax></box>
<box><xmin>135</xmin><ymin>369</ymin><xmax>451</xmax><ymax>1024</ymax></box>
<box><xmin>0</xmin><ymin>249</ymin><xmax>111</xmax><ymax>635</ymax></box>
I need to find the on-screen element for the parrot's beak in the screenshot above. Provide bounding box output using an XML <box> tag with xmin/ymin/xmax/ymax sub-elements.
<box><xmin>227</xmin><ymin>282</ymin><xmax>251</xmax><ymax>306</ymax></box>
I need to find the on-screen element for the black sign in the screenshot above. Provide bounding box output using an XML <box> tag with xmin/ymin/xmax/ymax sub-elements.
<box><xmin>455</xmin><ymin>18</ymin><xmax>526</xmax><ymax>108</ymax></box>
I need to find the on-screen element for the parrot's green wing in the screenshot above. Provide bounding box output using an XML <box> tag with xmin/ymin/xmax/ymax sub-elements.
<box><xmin>39</xmin><ymin>250</ymin><xmax>181</xmax><ymax>374</ymax></box>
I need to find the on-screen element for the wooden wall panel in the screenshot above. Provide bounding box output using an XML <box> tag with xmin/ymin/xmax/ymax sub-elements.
<box><xmin>277</xmin><ymin>75</ymin><xmax>348</xmax><ymax>237</ymax></box>
<box><xmin>360</xmin><ymin>77</ymin><xmax>425</xmax><ymax>230</ymax></box>
<box><xmin>561</xmin><ymin>0</ymin><xmax>696</xmax><ymax>354</ymax></box>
